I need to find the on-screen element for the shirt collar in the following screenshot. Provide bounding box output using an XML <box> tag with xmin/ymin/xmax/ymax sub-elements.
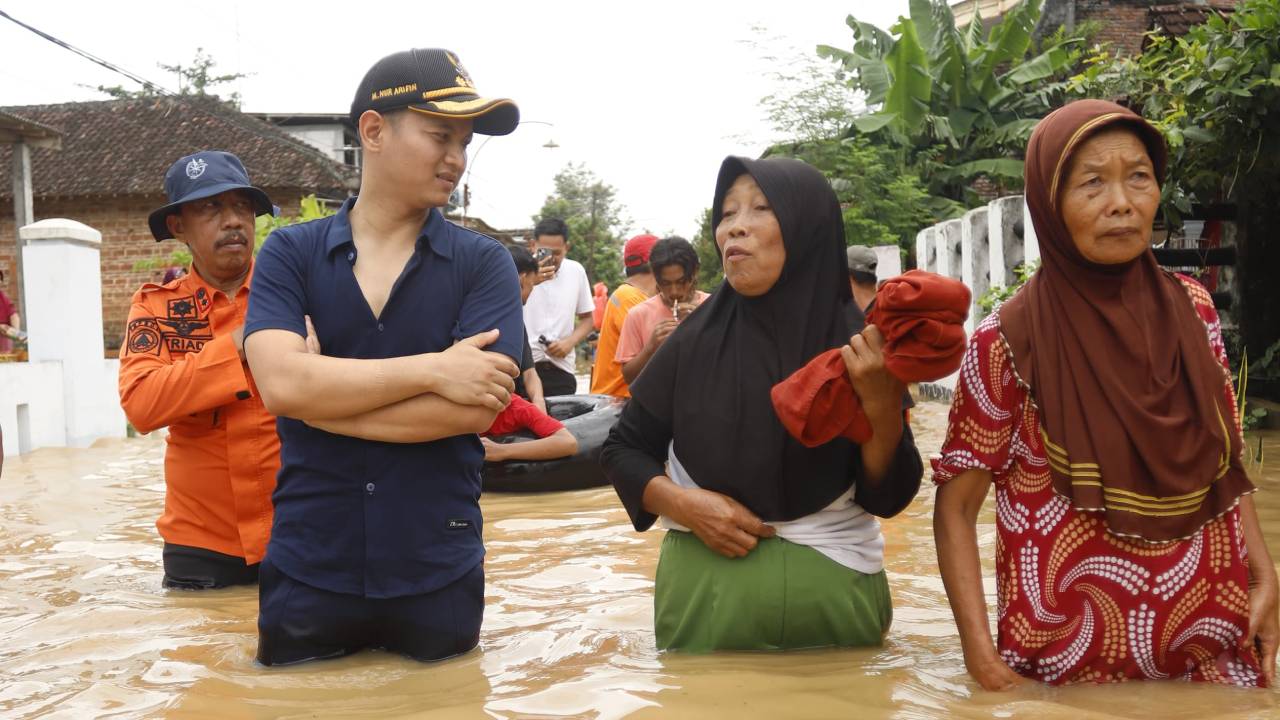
<box><xmin>183</xmin><ymin>259</ymin><xmax>254</xmax><ymax>302</ymax></box>
<box><xmin>324</xmin><ymin>197</ymin><xmax>454</xmax><ymax>260</ymax></box>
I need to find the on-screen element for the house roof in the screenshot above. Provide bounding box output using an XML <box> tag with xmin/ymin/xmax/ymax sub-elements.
<box><xmin>0</xmin><ymin>109</ymin><xmax>63</xmax><ymax>148</ymax></box>
<box><xmin>1149</xmin><ymin>1</ymin><xmax>1238</xmax><ymax>37</ymax></box>
<box><xmin>0</xmin><ymin>97</ymin><xmax>358</xmax><ymax>202</ymax></box>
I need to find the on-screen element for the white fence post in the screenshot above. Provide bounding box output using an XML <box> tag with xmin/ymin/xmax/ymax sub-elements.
<box><xmin>960</xmin><ymin>207</ymin><xmax>989</xmax><ymax>333</ymax></box>
<box><xmin>18</xmin><ymin>219</ymin><xmax>125</xmax><ymax>447</ymax></box>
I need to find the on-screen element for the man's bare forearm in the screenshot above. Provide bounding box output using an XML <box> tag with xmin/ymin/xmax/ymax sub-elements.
<box><xmin>568</xmin><ymin>314</ymin><xmax>594</xmax><ymax>344</ymax></box>
<box><xmin>247</xmin><ymin>330</ymin><xmax>436</xmax><ymax>420</ymax></box>
<box><xmin>621</xmin><ymin>344</ymin><xmax>656</xmax><ymax>385</ymax></box>
<box><xmin>307</xmin><ymin>392</ymin><xmax>497</xmax><ymax>442</ymax></box>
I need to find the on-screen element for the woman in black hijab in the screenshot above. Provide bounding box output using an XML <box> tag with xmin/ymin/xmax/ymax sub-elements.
<box><xmin>601</xmin><ymin>156</ymin><xmax>923</xmax><ymax>652</ymax></box>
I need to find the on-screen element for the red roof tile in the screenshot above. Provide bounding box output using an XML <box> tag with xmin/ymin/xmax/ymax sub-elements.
<box><xmin>1149</xmin><ymin>1</ymin><xmax>1238</xmax><ymax>37</ymax></box>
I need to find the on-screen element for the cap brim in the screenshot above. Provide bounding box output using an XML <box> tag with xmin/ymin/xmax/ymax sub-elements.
<box><xmin>149</xmin><ymin>184</ymin><xmax>274</xmax><ymax>241</ymax></box>
<box><xmin>408</xmin><ymin>96</ymin><xmax>520</xmax><ymax>136</ymax></box>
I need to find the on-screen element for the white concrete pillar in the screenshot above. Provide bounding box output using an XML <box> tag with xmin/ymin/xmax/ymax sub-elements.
<box><xmin>19</xmin><ymin>219</ymin><xmax>125</xmax><ymax>447</ymax></box>
<box><xmin>1022</xmin><ymin>197</ymin><xmax>1040</xmax><ymax>265</ymax></box>
<box><xmin>988</xmin><ymin>195</ymin><xmax>1025</xmax><ymax>288</ymax></box>
<box><xmin>960</xmin><ymin>207</ymin><xmax>989</xmax><ymax>333</ymax></box>
<box><xmin>871</xmin><ymin>245</ymin><xmax>902</xmax><ymax>282</ymax></box>
<box><xmin>914</xmin><ymin>227</ymin><xmax>936</xmax><ymax>273</ymax></box>
<box><xmin>936</xmin><ymin>219</ymin><xmax>963</xmax><ymax>280</ymax></box>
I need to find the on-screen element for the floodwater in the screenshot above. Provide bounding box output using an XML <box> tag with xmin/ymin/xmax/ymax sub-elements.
<box><xmin>2</xmin><ymin>403</ymin><xmax>1278</xmax><ymax>719</ymax></box>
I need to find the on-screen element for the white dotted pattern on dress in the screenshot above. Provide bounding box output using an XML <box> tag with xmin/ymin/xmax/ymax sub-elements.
<box><xmin>1058</xmin><ymin>556</ymin><xmax>1152</xmax><ymax>596</ymax></box>
<box><xmin>997</xmin><ymin>490</ymin><xmax>1031</xmax><ymax>534</ymax></box>
<box><xmin>1038</xmin><ymin>603</ymin><xmax>1096</xmax><ymax>682</ymax></box>
<box><xmin>1153</xmin><ymin>534</ymin><xmax>1202</xmax><ymax>601</ymax></box>
<box><xmin>1021</xmin><ymin>541</ymin><xmax>1067</xmax><ymax>623</ymax></box>
<box><xmin>1128</xmin><ymin>603</ymin><xmax>1169</xmax><ymax>679</ymax></box>
<box><xmin>1033</xmin><ymin>495</ymin><xmax>1070</xmax><ymax>537</ymax></box>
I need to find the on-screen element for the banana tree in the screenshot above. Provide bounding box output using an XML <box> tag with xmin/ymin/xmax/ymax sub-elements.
<box><xmin>819</xmin><ymin>0</ymin><xmax>1082</xmax><ymax>201</ymax></box>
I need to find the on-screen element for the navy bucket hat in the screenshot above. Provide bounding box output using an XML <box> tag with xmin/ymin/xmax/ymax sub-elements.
<box><xmin>148</xmin><ymin>150</ymin><xmax>274</xmax><ymax>241</ymax></box>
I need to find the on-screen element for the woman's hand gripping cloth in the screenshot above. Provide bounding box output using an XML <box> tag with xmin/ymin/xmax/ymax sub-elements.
<box><xmin>771</xmin><ymin>270</ymin><xmax>970</xmax><ymax>447</ymax></box>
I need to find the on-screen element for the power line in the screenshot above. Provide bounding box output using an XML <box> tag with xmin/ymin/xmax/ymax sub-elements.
<box><xmin>0</xmin><ymin>8</ymin><xmax>354</xmax><ymax>188</ymax></box>
<box><xmin>0</xmin><ymin>7</ymin><xmax>172</xmax><ymax>95</ymax></box>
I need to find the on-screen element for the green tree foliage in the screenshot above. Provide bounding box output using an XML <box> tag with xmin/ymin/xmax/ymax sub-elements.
<box><xmin>534</xmin><ymin>164</ymin><xmax>629</xmax><ymax>292</ymax></box>
<box><xmin>1067</xmin><ymin>0</ymin><xmax>1280</xmax><ymax>217</ymax></box>
<box><xmin>778</xmin><ymin>137</ymin><xmax>956</xmax><ymax>248</ymax></box>
<box><xmin>819</xmin><ymin>0</ymin><xmax>1086</xmax><ymax>203</ymax></box>
<box><xmin>94</xmin><ymin>48</ymin><xmax>248</xmax><ymax>107</ymax></box>
<box><xmin>690</xmin><ymin>208</ymin><xmax>723</xmax><ymax>293</ymax></box>
<box><xmin>759</xmin><ymin>48</ymin><xmax>959</xmax><ymax>252</ymax></box>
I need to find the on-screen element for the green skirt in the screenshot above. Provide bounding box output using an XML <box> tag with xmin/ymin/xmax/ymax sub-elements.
<box><xmin>653</xmin><ymin>530</ymin><xmax>892</xmax><ymax>653</ymax></box>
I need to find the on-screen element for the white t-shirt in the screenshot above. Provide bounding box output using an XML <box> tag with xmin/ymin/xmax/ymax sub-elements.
<box><xmin>523</xmin><ymin>257</ymin><xmax>593</xmax><ymax>374</ymax></box>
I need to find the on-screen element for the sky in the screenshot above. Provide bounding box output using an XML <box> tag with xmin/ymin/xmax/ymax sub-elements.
<box><xmin>1</xmin><ymin>0</ymin><xmax>913</xmax><ymax>239</ymax></box>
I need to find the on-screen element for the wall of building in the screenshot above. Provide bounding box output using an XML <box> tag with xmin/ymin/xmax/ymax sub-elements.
<box><xmin>0</xmin><ymin>359</ymin><xmax>66</xmax><ymax>456</ymax></box>
<box><xmin>1040</xmin><ymin>0</ymin><xmax>1161</xmax><ymax>56</ymax></box>
<box><xmin>0</xmin><ymin>189</ymin><xmax>304</xmax><ymax>351</ymax></box>
<box><xmin>279</xmin><ymin>125</ymin><xmax>347</xmax><ymax>164</ymax></box>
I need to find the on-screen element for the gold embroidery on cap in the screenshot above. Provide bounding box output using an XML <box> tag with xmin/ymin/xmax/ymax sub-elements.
<box><xmin>445</xmin><ymin>51</ymin><xmax>475</xmax><ymax>89</ymax></box>
<box><xmin>371</xmin><ymin>83</ymin><xmax>419</xmax><ymax>102</ymax></box>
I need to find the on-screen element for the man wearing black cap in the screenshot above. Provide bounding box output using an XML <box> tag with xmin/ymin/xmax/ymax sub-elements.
<box><xmin>244</xmin><ymin>48</ymin><xmax>524</xmax><ymax>666</ymax></box>
<box><xmin>118</xmin><ymin>150</ymin><xmax>280</xmax><ymax>590</ymax></box>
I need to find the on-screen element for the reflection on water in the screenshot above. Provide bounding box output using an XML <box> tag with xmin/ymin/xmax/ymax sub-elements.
<box><xmin>2</xmin><ymin>404</ymin><xmax>1278</xmax><ymax>719</ymax></box>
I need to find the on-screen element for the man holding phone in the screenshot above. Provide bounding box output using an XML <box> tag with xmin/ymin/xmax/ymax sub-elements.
<box><xmin>523</xmin><ymin>218</ymin><xmax>594</xmax><ymax>397</ymax></box>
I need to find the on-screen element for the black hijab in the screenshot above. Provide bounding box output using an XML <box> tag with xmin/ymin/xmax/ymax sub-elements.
<box><xmin>629</xmin><ymin>156</ymin><xmax>856</xmax><ymax>521</ymax></box>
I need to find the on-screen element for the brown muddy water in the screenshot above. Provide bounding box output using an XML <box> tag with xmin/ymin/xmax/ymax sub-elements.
<box><xmin>2</xmin><ymin>403</ymin><xmax>1278</xmax><ymax>719</ymax></box>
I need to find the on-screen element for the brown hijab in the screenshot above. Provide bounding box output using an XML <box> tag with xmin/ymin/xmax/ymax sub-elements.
<box><xmin>1001</xmin><ymin>99</ymin><xmax>1253</xmax><ymax>542</ymax></box>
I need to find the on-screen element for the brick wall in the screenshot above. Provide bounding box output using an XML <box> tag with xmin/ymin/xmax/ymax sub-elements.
<box><xmin>1081</xmin><ymin>0</ymin><xmax>1157</xmax><ymax>56</ymax></box>
<box><xmin>1039</xmin><ymin>0</ymin><xmax>1172</xmax><ymax>56</ymax></box>
<box><xmin>0</xmin><ymin>188</ymin><xmax>304</xmax><ymax>351</ymax></box>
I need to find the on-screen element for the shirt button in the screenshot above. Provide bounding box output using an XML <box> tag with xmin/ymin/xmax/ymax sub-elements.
<box><xmin>377</xmin><ymin>323</ymin><xmax>384</xmax><ymax>331</ymax></box>
<box><xmin>366</xmin><ymin>482</ymin><xmax>375</xmax><ymax>493</ymax></box>
<box><xmin>347</xmin><ymin>251</ymin><xmax>355</xmax><ymax>262</ymax></box>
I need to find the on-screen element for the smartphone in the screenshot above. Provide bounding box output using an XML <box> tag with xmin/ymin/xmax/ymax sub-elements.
<box><xmin>534</xmin><ymin>248</ymin><xmax>553</xmax><ymax>265</ymax></box>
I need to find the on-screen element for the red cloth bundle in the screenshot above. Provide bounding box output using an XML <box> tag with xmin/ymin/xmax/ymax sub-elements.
<box><xmin>771</xmin><ymin>270</ymin><xmax>971</xmax><ymax>447</ymax></box>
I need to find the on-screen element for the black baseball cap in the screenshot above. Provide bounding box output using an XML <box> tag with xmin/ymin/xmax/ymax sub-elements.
<box><xmin>148</xmin><ymin>151</ymin><xmax>274</xmax><ymax>241</ymax></box>
<box><xmin>350</xmin><ymin>48</ymin><xmax>519</xmax><ymax>136</ymax></box>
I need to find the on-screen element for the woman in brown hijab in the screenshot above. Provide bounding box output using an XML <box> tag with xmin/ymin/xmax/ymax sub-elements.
<box><xmin>932</xmin><ymin>99</ymin><xmax>1277</xmax><ymax>689</ymax></box>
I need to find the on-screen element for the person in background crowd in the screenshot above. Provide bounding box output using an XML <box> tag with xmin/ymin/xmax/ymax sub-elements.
<box><xmin>508</xmin><ymin>245</ymin><xmax>546</xmax><ymax>412</ymax></box>
<box><xmin>524</xmin><ymin>217</ymin><xmax>594</xmax><ymax>397</ymax></box>
<box><xmin>591</xmin><ymin>282</ymin><xmax>607</xmax><ymax>331</ymax></box>
<box><xmin>0</xmin><ymin>268</ymin><xmax>23</xmax><ymax>353</ymax></box>
<box><xmin>481</xmin><ymin>395</ymin><xmax>578</xmax><ymax>463</ymax></box>
<box><xmin>590</xmin><ymin>233</ymin><xmax>658</xmax><ymax>398</ymax></box>
<box><xmin>617</xmin><ymin>236</ymin><xmax>708</xmax><ymax>385</ymax></box>
<box><xmin>845</xmin><ymin>245</ymin><xmax>879</xmax><ymax>332</ymax></box>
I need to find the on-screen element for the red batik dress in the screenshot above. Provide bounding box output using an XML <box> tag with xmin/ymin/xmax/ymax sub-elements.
<box><xmin>931</xmin><ymin>277</ymin><xmax>1264</xmax><ymax>687</ymax></box>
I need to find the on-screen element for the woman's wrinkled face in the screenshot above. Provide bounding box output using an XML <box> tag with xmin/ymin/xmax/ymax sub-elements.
<box><xmin>1059</xmin><ymin>127</ymin><xmax>1160</xmax><ymax>265</ymax></box>
<box><xmin>715</xmin><ymin>174</ymin><xmax>785</xmax><ymax>297</ymax></box>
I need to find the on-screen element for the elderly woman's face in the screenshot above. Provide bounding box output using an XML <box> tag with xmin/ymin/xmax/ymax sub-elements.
<box><xmin>1059</xmin><ymin>127</ymin><xmax>1160</xmax><ymax>265</ymax></box>
<box><xmin>716</xmin><ymin>174</ymin><xmax>785</xmax><ymax>297</ymax></box>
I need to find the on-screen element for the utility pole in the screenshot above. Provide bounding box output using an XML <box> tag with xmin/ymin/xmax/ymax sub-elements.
<box><xmin>11</xmin><ymin>142</ymin><xmax>33</xmax><ymax>325</ymax></box>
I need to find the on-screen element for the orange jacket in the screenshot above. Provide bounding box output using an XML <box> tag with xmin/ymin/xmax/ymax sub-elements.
<box><xmin>118</xmin><ymin>264</ymin><xmax>278</xmax><ymax>563</ymax></box>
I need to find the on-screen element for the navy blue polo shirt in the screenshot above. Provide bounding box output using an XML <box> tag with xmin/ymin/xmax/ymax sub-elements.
<box><xmin>244</xmin><ymin>198</ymin><xmax>524</xmax><ymax>599</ymax></box>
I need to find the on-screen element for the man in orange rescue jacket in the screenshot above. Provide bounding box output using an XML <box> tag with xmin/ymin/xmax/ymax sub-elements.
<box><xmin>118</xmin><ymin>150</ymin><xmax>280</xmax><ymax>590</ymax></box>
